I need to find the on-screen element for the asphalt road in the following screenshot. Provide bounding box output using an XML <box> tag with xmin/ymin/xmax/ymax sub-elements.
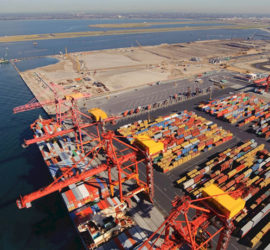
<box><xmin>82</xmin><ymin>71</ymin><xmax>232</xmax><ymax>115</ymax></box>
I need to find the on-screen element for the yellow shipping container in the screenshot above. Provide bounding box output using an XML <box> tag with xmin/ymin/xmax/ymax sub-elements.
<box><xmin>227</xmin><ymin>169</ymin><xmax>237</xmax><ymax>178</ymax></box>
<box><xmin>251</xmin><ymin>237</ymin><xmax>260</xmax><ymax>248</ymax></box>
<box><xmin>261</xmin><ymin>223</ymin><xmax>270</xmax><ymax>234</ymax></box>
<box><xmin>250</xmin><ymin>204</ymin><xmax>257</xmax><ymax>210</ymax></box>
<box><xmin>202</xmin><ymin>184</ymin><xmax>245</xmax><ymax>219</ymax></box>
<box><xmin>177</xmin><ymin>176</ymin><xmax>187</xmax><ymax>184</ymax></box>
<box><xmin>181</xmin><ymin>141</ymin><xmax>189</xmax><ymax>148</ymax></box>
<box><xmin>193</xmin><ymin>190</ymin><xmax>200</xmax><ymax>196</ymax></box>
<box><xmin>213</xmin><ymin>136</ymin><xmax>220</xmax><ymax>143</ymax></box>
<box><xmin>235</xmin><ymin>213</ymin><xmax>246</xmax><ymax>223</ymax></box>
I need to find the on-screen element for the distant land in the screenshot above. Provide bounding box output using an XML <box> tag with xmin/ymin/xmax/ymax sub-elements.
<box><xmin>1</xmin><ymin>12</ymin><xmax>270</xmax><ymax>20</ymax></box>
<box><xmin>88</xmin><ymin>20</ymin><xmax>218</xmax><ymax>28</ymax></box>
<box><xmin>0</xmin><ymin>23</ymin><xmax>269</xmax><ymax>43</ymax></box>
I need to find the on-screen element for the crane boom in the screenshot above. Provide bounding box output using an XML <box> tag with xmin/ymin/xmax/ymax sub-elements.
<box><xmin>16</xmin><ymin>164</ymin><xmax>108</xmax><ymax>209</ymax></box>
<box><xmin>23</xmin><ymin>122</ymin><xmax>96</xmax><ymax>147</ymax></box>
<box><xmin>13</xmin><ymin>99</ymin><xmax>56</xmax><ymax>113</ymax></box>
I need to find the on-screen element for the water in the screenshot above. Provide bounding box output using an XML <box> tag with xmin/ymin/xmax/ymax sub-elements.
<box><xmin>0</xmin><ymin>18</ymin><xmax>269</xmax><ymax>250</ymax></box>
<box><xmin>0</xmin><ymin>18</ymin><xmax>226</xmax><ymax>36</ymax></box>
<box><xmin>0</xmin><ymin>63</ymin><xmax>83</xmax><ymax>249</ymax></box>
<box><xmin>1</xmin><ymin>28</ymin><xmax>268</xmax><ymax>60</ymax></box>
<box><xmin>15</xmin><ymin>57</ymin><xmax>59</xmax><ymax>72</ymax></box>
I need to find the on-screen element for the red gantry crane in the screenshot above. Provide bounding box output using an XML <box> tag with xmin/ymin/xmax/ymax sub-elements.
<box><xmin>14</xmin><ymin>79</ymin><xmax>154</xmax><ymax>224</ymax></box>
<box><xmin>15</xmin><ymin>91</ymin><xmax>154</xmax><ymax>209</ymax></box>
<box><xmin>12</xmin><ymin>79</ymin><xmax>101</xmax><ymax>153</ymax></box>
<box><xmin>16</xmin><ymin>123</ymin><xmax>154</xmax><ymax>209</ymax></box>
<box><xmin>140</xmin><ymin>184</ymin><xmax>248</xmax><ymax>250</ymax></box>
<box><xmin>13</xmin><ymin>80</ymin><xmax>90</xmax><ymax>124</ymax></box>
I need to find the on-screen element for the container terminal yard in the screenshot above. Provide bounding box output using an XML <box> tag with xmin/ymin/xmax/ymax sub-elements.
<box><xmin>13</xmin><ymin>39</ymin><xmax>270</xmax><ymax>250</ymax></box>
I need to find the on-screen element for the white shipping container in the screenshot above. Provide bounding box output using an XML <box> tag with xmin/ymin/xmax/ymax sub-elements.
<box><xmin>262</xmin><ymin>203</ymin><xmax>270</xmax><ymax>214</ymax></box>
<box><xmin>204</xmin><ymin>166</ymin><xmax>210</xmax><ymax>173</ymax></box>
<box><xmin>183</xmin><ymin>179</ymin><xmax>194</xmax><ymax>189</ymax></box>
<box><xmin>114</xmin><ymin>197</ymin><xmax>121</xmax><ymax>205</ymax></box>
<box><xmin>107</xmin><ymin>197</ymin><xmax>115</xmax><ymax>207</ymax></box>
<box><xmin>265</xmin><ymin>157</ymin><xmax>270</xmax><ymax>163</ymax></box>
<box><xmin>69</xmin><ymin>183</ymin><xmax>76</xmax><ymax>189</ymax></box>
<box><xmin>78</xmin><ymin>184</ymin><xmax>89</xmax><ymax>199</ymax></box>
<box><xmin>240</xmin><ymin>221</ymin><xmax>253</xmax><ymax>237</ymax></box>
<box><xmin>264</xmin><ymin>171</ymin><xmax>270</xmax><ymax>179</ymax></box>
<box><xmin>244</xmin><ymin>193</ymin><xmax>252</xmax><ymax>201</ymax></box>
<box><xmin>62</xmin><ymin>193</ymin><xmax>69</xmax><ymax>205</ymax></box>
<box><xmin>251</xmin><ymin>212</ymin><xmax>264</xmax><ymax>225</ymax></box>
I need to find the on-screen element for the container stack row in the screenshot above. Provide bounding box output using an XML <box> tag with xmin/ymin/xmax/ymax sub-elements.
<box><xmin>252</xmin><ymin>111</ymin><xmax>270</xmax><ymax>139</ymax></box>
<box><xmin>176</xmin><ymin>140</ymin><xmax>270</xmax><ymax>245</ymax></box>
<box><xmin>199</xmin><ymin>93</ymin><xmax>269</xmax><ymax>127</ymax></box>
<box><xmin>62</xmin><ymin>177</ymin><xmax>110</xmax><ymax>212</ymax></box>
<box><xmin>118</xmin><ymin>111</ymin><xmax>233</xmax><ymax>172</ymax></box>
<box><xmin>248</xmin><ymin>222</ymin><xmax>270</xmax><ymax>248</ymax></box>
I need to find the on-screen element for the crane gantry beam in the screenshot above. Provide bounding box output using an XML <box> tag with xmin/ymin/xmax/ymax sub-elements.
<box><xmin>140</xmin><ymin>187</ymin><xmax>248</xmax><ymax>250</ymax></box>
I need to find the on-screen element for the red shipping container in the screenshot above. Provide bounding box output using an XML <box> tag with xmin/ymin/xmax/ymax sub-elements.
<box><xmin>220</xmin><ymin>185</ymin><xmax>227</xmax><ymax>191</ymax></box>
<box><xmin>226</xmin><ymin>180</ymin><xmax>235</xmax><ymax>188</ymax></box>
<box><xmin>205</xmin><ymin>139</ymin><xmax>213</xmax><ymax>146</ymax></box>
<box><xmin>217</xmin><ymin>175</ymin><xmax>228</xmax><ymax>184</ymax></box>
<box><xmin>236</xmin><ymin>164</ymin><xmax>245</xmax><ymax>172</ymax></box>
<box><xmin>66</xmin><ymin>190</ymin><xmax>76</xmax><ymax>203</ymax></box>
<box><xmin>194</xmin><ymin>174</ymin><xmax>202</xmax><ymax>183</ymax></box>
<box><xmin>199</xmin><ymin>169</ymin><xmax>205</xmax><ymax>175</ymax></box>
<box><xmin>265</xmin><ymin>131</ymin><xmax>270</xmax><ymax>138</ymax></box>
<box><xmin>210</xmin><ymin>173</ymin><xmax>216</xmax><ymax>178</ymax></box>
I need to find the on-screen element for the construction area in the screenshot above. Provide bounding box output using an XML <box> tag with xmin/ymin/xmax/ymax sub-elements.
<box><xmin>14</xmin><ymin>39</ymin><xmax>270</xmax><ymax>250</ymax></box>
<box><xmin>15</xmin><ymin>39</ymin><xmax>270</xmax><ymax>114</ymax></box>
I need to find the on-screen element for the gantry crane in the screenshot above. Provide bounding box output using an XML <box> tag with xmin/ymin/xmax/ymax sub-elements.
<box><xmin>13</xmin><ymin>79</ymin><xmax>90</xmax><ymax>125</ymax></box>
<box><xmin>13</xmin><ymin>79</ymin><xmax>95</xmax><ymax>153</ymax></box>
<box><xmin>14</xmin><ymin>79</ymin><xmax>154</xmax><ymax>218</ymax></box>
<box><xmin>16</xmin><ymin>121</ymin><xmax>154</xmax><ymax>209</ymax></box>
<box><xmin>140</xmin><ymin>184</ymin><xmax>249</xmax><ymax>250</ymax></box>
<box><xmin>15</xmin><ymin>93</ymin><xmax>154</xmax><ymax>209</ymax></box>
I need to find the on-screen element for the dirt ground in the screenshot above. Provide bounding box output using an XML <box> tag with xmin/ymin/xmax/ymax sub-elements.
<box><xmin>19</xmin><ymin>39</ymin><xmax>270</xmax><ymax>114</ymax></box>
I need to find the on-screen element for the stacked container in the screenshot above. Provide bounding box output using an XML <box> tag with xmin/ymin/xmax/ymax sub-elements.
<box><xmin>199</xmin><ymin>93</ymin><xmax>269</xmax><ymax>127</ymax></box>
<box><xmin>252</xmin><ymin>110</ymin><xmax>270</xmax><ymax>139</ymax></box>
<box><xmin>118</xmin><ymin>111</ymin><xmax>233</xmax><ymax>172</ymax></box>
<box><xmin>62</xmin><ymin>178</ymin><xmax>110</xmax><ymax>211</ymax></box>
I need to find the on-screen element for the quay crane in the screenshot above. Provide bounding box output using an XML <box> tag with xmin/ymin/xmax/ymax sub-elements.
<box><xmin>16</xmin><ymin>122</ymin><xmax>154</xmax><ymax>209</ymax></box>
<box><xmin>14</xmin><ymin>91</ymin><xmax>154</xmax><ymax>209</ymax></box>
